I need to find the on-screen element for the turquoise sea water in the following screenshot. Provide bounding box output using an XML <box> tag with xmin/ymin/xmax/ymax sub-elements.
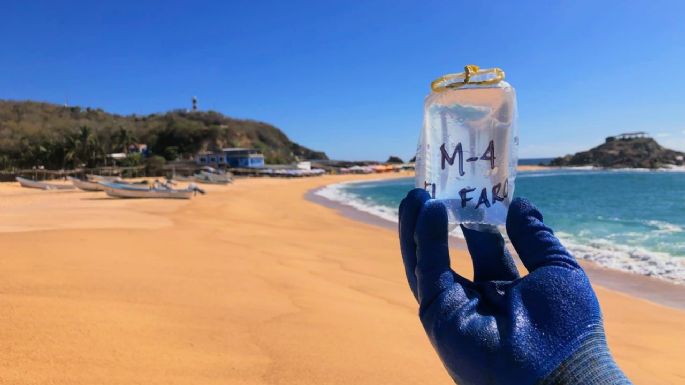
<box><xmin>317</xmin><ymin>169</ymin><xmax>685</xmax><ymax>283</ymax></box>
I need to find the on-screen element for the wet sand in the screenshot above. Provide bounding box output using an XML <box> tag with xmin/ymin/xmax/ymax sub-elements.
<box><xmin>0</xmin><ymin>174</ymin><xmax>683</xmax><ymax>384</ymax></box>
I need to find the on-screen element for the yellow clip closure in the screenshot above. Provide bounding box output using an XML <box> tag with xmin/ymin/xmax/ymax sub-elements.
<box><xmin>431</xmin><ymin>65</ymin><xmax>505</xmax><ymax>92</ymax></box>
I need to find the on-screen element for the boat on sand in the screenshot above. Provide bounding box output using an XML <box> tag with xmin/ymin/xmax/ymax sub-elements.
<box><xmin>16</xmin><ymin>176</ymin><xmax>76</xmax><ymax>190</ymax></box>
<box><xmin>174</xmin><ymin>167</ymin><xmax>232</xmax><ymax>185</ymax></box>
<box><xmin>100</xmin><ymin>181</ymin><xmax>205</xmax><ymax>199</ymax></box>
<box><xmin>86</xmin><ymin>174</ymin><xmax>150</xmax><ymax>186</ymax></box>
<box><xmin>194</xmin><ymin>167</ymin><xmax>232</xmax><ymax>184</ymax></box>
<box><xmin>86</xmin><ymin>174</ymin><xmax>124</xmax><ymax>183</ymax></box>
<box><xmin>67</xmin><ymin>176</ymin><xmax>105</xmax><ymax>191</ymax></box>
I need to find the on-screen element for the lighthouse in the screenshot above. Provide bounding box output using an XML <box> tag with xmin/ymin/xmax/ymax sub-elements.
<box><xmin>192</xmin><ymin>96</ymin><xmax>198</xmax><ymax>112</ymax></box>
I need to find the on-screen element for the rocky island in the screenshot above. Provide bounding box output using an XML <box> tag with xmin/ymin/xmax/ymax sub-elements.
<box><xmin>550</xmin><ymin>132</ymin><xmax>685</xmax><ymax>168</ymax></box>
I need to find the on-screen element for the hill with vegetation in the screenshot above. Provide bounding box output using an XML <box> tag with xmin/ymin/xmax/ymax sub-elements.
<box><xmin>0</xmin><ymin>100</ymin><xmax>327</xmax><ymax>170</ymax></box>
<box><xmin>550</xmin><ymin>137</ymin><xmax>684</xmax><ymax>168</ymax></box>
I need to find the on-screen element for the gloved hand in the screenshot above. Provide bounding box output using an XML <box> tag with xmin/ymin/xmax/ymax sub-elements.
<box><xmin>399</xmin><ymin>189</ymin><xmax>631</xmax><ymax>385</ymax></box>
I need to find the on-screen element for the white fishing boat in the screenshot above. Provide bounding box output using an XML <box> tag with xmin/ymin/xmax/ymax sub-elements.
<box><xmin>194</xmin><ymin>167</ymin><xmax>232</xmax><ymax>184</ymax></box>
<box><xmin>16</xmin><ymin>176</ymin><xmax>76</xmax><ymax>190</ymax></box>
<box><xmin>67</xmin><ymin>176</ymin><xmax>105</xmax><ymax>191</ymax></box>
<box><xmin>87</xmin><ymin>174</ymin><xmax>153</xmax><ymax>187</ymax></box>
<box><xmin>86</xmin><ymin>174</ymin><xmax>124</xmax><ymax>183</ymax></box>
<box><xmin>100</xmin><ymin>181</ymin><xmax>204</xmax><ymax>199</ymax></box>
<box><xmin>172</xmin><ymin>167</ymin><xmax>232</xmax><ymax>185</ymax></box>
<box><xmin>171</xmin><ymin>175</ymin><xmax>194</xmax><ymax>182</ymax></box>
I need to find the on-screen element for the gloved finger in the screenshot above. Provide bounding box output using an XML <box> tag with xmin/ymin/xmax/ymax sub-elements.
<box><xmin>506</xmin><ymin>197</ymin><xmax>580</xmax><ymax>272</ymax></box>
<box><xmin>461</xmin><ymin>224</ymin><xmax>520</xmax><ymax>282</ymax></box>
<box><xmin>415</xmin><ymin>200</ymin><xmax>467</xmax><ymax>307</ymax></box>
<box><xmin>399</xmin><ymin>188</ymin><xmax>431</xmax><ymax>301</ymax></box>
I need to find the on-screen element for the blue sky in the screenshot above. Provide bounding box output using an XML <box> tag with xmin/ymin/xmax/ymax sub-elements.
<box><xmin>1</xmin><ymin>1</ymin><xmax>684</xmax><ymax>161</ymax></box>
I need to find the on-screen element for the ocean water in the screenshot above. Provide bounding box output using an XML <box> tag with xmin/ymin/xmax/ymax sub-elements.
<box><xmin>518</xmin><ymin>157</ymin><xmax>554</xmax><ymax>166</ymax></box>
<box><xmin>316</xmin><ymin>169</ymin><xmax>685</xmax><ymax>284</ymax></box>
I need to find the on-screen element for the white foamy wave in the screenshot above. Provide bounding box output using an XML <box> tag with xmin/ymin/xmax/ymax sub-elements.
<box><xmin>644</xmin><ymin>220</ymin><xmax>684</xmax><ymax>234</ymax></box>
<box><xmin>317</xmin><ymin>181</ymin><xmax>685</xmax><ymax>284</ymax></box>
<box><xmin>557</xmin><ymin>233</ymin><xmax>685</xmax><ymax>285</ymax></box>
<box><xmin>316</xmin><ymin>182</ymin><xmax>400</xmax><ymax>224</ymax></box>
<box><xmin>563</xmin><ymin>166</ymin><xmax>596</xmax><ymax>170</ymax></box>
<box><xmin>603</xmin><ymin>166</ymin><xmax>685</xmax><ymax>173</ymax></box>
<box><xmin>316</xmin><ymin>181</ymin><xmax>465</xmax><ymax>238</ymax></box>
<box><xmin>659</xmin><ymin>164</ymin><xmax>685</xmax><ymax>172</ymax></box>
<box><xmin>518</xmin><ymin>171</ymin><xmax>593</xmax><ymax>178</ymax></box>
<box><xmin>518</xmin><ymin>166</ymin><xmax>685</xmax><ymax>178</ymax></box>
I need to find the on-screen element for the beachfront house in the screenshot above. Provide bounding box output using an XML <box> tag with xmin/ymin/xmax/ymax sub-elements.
<box><xmin>195</xmin><ymin>148</ymin><xmax>265</xmax><ymax>168</ymax></box>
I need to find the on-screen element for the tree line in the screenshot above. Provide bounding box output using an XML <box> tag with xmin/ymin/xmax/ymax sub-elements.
<box><xmin>0</xmin><ymin>100</ymin><xmax>328</xmax><ymax>170</ymax></box>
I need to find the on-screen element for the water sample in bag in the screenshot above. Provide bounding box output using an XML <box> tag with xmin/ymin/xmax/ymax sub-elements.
<box><xmin>415</xmin><ymin>65</ymin><xmax>518</xmax><ymax>226</ymax></box>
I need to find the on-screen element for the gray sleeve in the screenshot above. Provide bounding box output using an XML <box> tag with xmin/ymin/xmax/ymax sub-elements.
<box><xmin>538</xmin><ymin>327</ymin><xmax>632</xmax><ymax>385</ymax></box>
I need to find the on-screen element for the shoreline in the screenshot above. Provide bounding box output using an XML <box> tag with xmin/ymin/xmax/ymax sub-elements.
<box><xmin>306</xmin><ymin>175</ymin><xmax>685</xmax><ymax>310</ymax></box>
<box><xmin>305</xmin><ymin>186</ymin><xmax>468</xmax><ymax>251</ymax></box>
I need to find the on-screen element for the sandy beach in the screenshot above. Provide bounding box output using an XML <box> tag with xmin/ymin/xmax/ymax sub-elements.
<box><xmin>0</xmin><ymin>174</ymin><xmax>683</xmax><ymax>385</ymax></box>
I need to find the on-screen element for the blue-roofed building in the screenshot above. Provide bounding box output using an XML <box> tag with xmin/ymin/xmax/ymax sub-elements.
<box><xmin>195</xmin><ymin>148</ymin><xmax>265</xmax><ymax>168</ymax></box>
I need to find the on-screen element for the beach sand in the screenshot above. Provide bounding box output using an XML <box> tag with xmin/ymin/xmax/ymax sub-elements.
<box><xmin>0</xmin><ymin>174</ymin><xmax>683</xmax><ymax>384</ymax></box>
<box><xmin>516</xmin><ymin>164</ymin><xmax>550</xmax><ymax>171</ymax></box>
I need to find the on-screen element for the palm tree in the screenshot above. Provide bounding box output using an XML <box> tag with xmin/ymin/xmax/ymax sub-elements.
<box><xmin>64</xmin><ymin>126</ymin><xmax>104</xmax><ymax>169</ymax></box>
<box><xmin>111</xmin><ymin>127</ymin><xmax>137</xmax><ymax>154</ymax></box>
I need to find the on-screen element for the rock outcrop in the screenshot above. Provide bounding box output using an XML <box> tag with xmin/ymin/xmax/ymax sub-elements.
<box><xmin>550</xmin><ymin>136</ymin><xmax>684</xmax><ymax>168</ymax></box>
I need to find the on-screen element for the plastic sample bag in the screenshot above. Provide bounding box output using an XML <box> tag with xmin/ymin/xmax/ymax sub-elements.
<box><xmin>415</xmin><ymin>65</ymin><xmax>518</xmax><ymax>226</ymax></box>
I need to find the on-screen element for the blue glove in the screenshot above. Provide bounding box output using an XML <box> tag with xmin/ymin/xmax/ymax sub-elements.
<box><xmin>399</xmin><ymin>189</ymin><xmax>631</xmax><ymax>385</ymax></box>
